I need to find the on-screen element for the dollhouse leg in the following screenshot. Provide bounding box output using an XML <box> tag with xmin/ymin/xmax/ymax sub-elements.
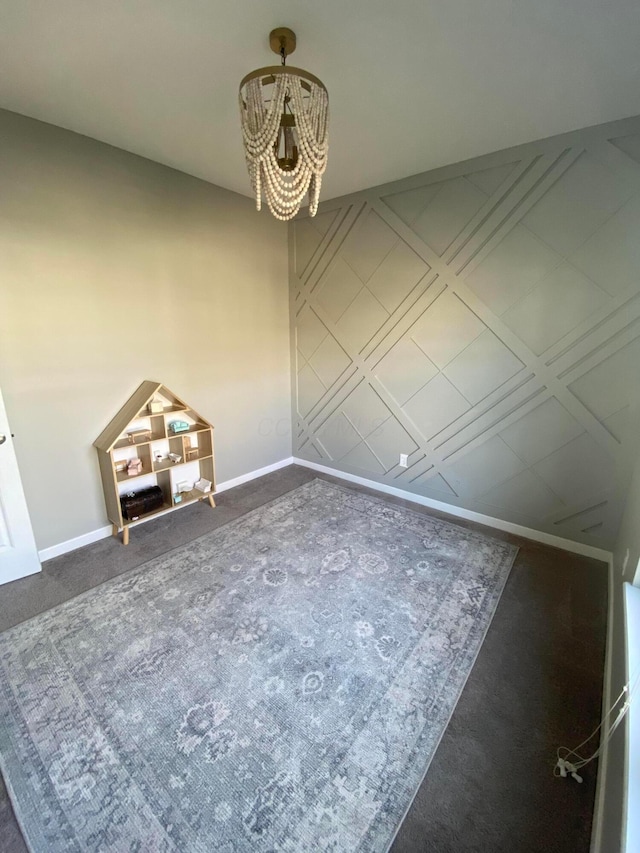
<box><xmin>122</xmin><ymin>527</ymin><xmax>129</xmax><ymax>546</ymax></box>
<box><xmin>112</xmin><ymin>524</ymin><xmax>118</xmax><ymax>537</ymax></box>
<box><xmin>208</xmin><ymin>494</ymin><xmax>216</xmax><ymax>509</ymax></box>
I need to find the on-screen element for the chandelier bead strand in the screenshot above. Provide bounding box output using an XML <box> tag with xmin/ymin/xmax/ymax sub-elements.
<box><xmin>239</xmin><ymin>28</ymin><xmax>329</xmax><ymax>220</ymax></box>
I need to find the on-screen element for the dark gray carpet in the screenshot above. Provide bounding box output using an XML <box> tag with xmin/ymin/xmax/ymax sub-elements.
<box><xmin>0</xmin><ymin>464</ymin><xmax>607</xmax><ymax>853</ymax></box>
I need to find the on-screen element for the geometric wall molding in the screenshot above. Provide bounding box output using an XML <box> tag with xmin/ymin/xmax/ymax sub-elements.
<box><xmin>290</xmin><ymin>115</ymin><xmax>640</xmax><ymax>549</ymax></box>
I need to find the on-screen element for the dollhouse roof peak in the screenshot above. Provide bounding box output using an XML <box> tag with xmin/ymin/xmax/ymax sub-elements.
<box><xmin>94</xmin><ymin>381</ymin><xmax>213</xmax><ymax>452</ymax></box>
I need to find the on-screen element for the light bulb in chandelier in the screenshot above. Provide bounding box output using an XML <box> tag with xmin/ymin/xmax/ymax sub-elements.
<box><xmin>275</xmin><ymin>100</ymin><xmax>299</xmax><ymax>172</ymax></box>
<box><xmin>239</xmin><ymin>27</ymin><xmax>329</xmax><ymax>221</ymax></box>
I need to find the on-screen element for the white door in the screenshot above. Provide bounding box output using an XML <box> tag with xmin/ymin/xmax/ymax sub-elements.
<box><xmin>0</xmin><ymin>388</ymin><xmax>41</xmax><ymax>585</ymax></box>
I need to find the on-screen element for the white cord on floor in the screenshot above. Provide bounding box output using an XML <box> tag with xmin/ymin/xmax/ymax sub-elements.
<box><xmin>553</xmin><ymin>672</ymin><xmax>640</xmax><ymax>782</ymax></box>
<box><xmin>554</xmin><ymin>669</ymin><xmax>640</xmax><ymax>783</ymax></box>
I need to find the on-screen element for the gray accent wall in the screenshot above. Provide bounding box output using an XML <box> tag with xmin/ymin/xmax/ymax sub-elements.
<box><xmin>290</xmin><ymin>115</ymin><xmax>640</xmax><ymax>550</ymax></box>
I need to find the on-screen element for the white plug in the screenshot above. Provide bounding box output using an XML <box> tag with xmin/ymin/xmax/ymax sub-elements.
<box><xmin>557</xmin><ymin>758</ymin><xmax>583</xmax><ymax>782</ymax></box>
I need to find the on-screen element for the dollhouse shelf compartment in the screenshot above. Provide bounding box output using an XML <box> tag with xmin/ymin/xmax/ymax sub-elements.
<box><xmin>94</xmin><ymin>380</ymin><xmax>216</xmax><ymax>545</ymax></box>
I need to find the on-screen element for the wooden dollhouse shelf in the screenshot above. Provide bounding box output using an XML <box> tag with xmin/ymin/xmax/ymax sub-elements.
<box><xmin>122</xmin><ymin>500</ymin><xmax>173</xmax><ymax>524</ymax></box>
<box><xmin>112</xmin><ymin>423</ymin><xmax>209</xmax><ymax>451</ymax></box>
<box><xmin>113</xmin><ymin>433</ymin><xmax>163</xmax><ymax>451</ymax></box>
<box><xmin>94</xmin><ymin>381</ymin><xmax>217</xmax><ymax>545</ymax></box>
<box><xmin>121</xmin><ymin>488</ymin><xmax>214</xmax><ymax>527</ymax></box>
<box><xmin>168</xmin><ymin>423</ymin><xmax>209</xmax><ymax>437</ymax></box>
<box><xmin>152</xmin><ymin>453</ymin><xmax>213</xmax><ymax>474</ymax></box>
<box><xmin>156</xmin><ymin>405</ymin><xmax>188</xmax><ymax>414</ymax></box>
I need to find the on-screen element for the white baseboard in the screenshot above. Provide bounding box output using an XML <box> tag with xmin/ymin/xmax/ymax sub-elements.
<box><xmin>590</xmin><ymin>553</ymin><xmax>616</xmax><ymax>853</ymax></box>
<box><xmin>215</xmin><ymin>457</ymin><xmax>294</xmax><ymax>493</ymax></box>
<box><xmin>293</xmin><ymin>457</ymin><xmax>613</xmax><ymax>563</ymax></box>
<box><xmin>38</xmin><ymin>457</ymin><xmax>295</xmax><ymax>562</ymax></box>
<box><xmin>40</xmin><ymin>453</ymin><xmax>611</xmax><ymax>566</ymax></box>
<box><xmin>38</xmin><ymin>525</ymin><xmax>114</xmax><ymax>562</ymax></box>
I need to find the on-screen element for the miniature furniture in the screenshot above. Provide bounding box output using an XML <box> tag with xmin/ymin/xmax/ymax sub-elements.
<box><xmin>127</xmin><ymin>458</ymin><xmax>143</xmax><ymax>477</ymax></box>
<box><xmin>184</xmin><ymin>436</ymin><xmax>200</xmax><ymax>461</ymax></box>
<box><xmin>94</xmin><ymin>381</ymin><xmax>216</xmax><ymax>545</ymax></box>
<box><xmin>127</xmin><ymin>428</ymin><xmax>152</xmax><ymax>444</ymax></box>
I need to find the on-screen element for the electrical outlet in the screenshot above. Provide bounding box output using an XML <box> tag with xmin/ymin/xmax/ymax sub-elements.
<box><xmin>399</xmin><ymin>453</ymin><xmax>408</xmax><ymax>468</ymax></box>
<box><xmin>623</xmin><ymin>549</ymin><xmax>630</xmax><ymax>572</ymax></box>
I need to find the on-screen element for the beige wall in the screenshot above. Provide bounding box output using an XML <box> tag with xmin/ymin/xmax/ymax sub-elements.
<box><xmin>0</xmin><ymin>109</ymin><xmax>290</xmax><ymax>551</ymax></box>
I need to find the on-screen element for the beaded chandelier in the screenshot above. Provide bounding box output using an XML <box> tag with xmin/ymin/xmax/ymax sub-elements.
<box><xmin>239</xmin><ymin>28</ymin><xmax>329</xmax><ymax>221</ymax></box>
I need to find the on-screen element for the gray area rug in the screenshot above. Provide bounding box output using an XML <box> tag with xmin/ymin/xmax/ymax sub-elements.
<box><xmin>0</xmin><ymin>479</ymin><xmax>517</xmax><ymax>852</ymax></box>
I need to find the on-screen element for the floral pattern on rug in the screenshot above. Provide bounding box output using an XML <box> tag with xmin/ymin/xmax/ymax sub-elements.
<box><xmin>0</xmin><ymin>479</ymin><xmax>517</xmax><ymax>852</ymax></box>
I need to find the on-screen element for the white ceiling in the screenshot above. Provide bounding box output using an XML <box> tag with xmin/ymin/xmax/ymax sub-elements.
<box><xmin>1</xmin><ymin>0</ymin><xmax>640</xmax><ymax>202</ymax></box>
